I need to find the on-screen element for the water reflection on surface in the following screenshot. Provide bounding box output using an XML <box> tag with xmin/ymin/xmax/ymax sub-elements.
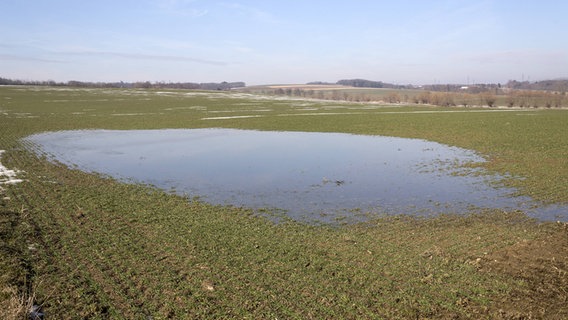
<box><xmin>26</xmin><ymin>129</ymin><xmax>567</xmax><ymax>223</ymax></box>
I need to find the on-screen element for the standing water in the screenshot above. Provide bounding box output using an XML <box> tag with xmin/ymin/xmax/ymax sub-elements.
<box><xmin>25</xmin><ymin>128</ymin><xmax>567</xmax><ymax>223</ymax></box>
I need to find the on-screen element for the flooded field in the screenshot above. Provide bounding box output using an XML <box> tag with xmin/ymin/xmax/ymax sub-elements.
<box><xmin>25</xmin><ymin>128</ymin><xmax>567</xmax><ymax>222</ymax></box>
<box><xmin>3</xmin><ymin>86</ymin><xmax>568</xmax><ymax>318</ymax></box>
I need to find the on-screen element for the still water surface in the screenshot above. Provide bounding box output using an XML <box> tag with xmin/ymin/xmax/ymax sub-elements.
<box><xmin>26</xmin><ymin>129</ymin><xmax>566</xmax><ymax>223</ymax></box>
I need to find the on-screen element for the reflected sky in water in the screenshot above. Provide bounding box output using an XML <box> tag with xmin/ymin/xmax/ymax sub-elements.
<box><xmin>26</xmin><ymin>129</ymin><xmax>567</xmax><ymax>223</ymax></box>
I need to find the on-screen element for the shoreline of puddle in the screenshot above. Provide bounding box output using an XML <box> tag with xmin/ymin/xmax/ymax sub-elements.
<box><xmin>24</xmin><ymin>128</ymin><xmax>568</xmax><ymax>223</ymax></box>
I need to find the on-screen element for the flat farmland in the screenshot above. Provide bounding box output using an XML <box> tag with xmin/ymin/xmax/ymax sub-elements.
<box><xmin>1</xmin><ymin>86</ymin><xmax>567</xmax><ymax>319</ymax></box>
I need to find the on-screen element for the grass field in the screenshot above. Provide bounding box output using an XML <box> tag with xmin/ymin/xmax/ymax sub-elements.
<box><xmin>243</xmin><ymin>84</ymin><xmax>568</xmax><ymax>109</ymax></box>
<box><xmin>1</xmin><ymin>86</ymin><xmax>567</xmax><ymax>318</ymax></box>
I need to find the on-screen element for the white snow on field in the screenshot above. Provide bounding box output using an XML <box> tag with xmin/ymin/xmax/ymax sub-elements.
<box><xmin>0</xmin><ymin>150</ymin><xmax>24</xmax><ymax>191</ymax></box>
<box><xmin>164</xmin><ymin>106</ymin><xmax>207</xmax><ymax>111</ymax></box>
<box><xmin>111</xmin><ymin>113</ymin><xmax>160</xmax><ymax>116</ymax></box>
<box><xmin>201</xmin><ymin>115</ymin><xmax>264</xmax><ymax>120</ymax></box>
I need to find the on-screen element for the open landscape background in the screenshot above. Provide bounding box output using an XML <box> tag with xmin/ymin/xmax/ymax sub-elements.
<box><xmin>2</xmin><ymin>1</ymin><xmax>567</xmax><ymax>85</ymax></box>
<box><xmin>2</xmin><ymin>0</ymin><xmax>568</xmax><ymax>318</ymax></box>
<box><xmin>1</xmin><ymin>85</ymin><xmax>567</xmax><ymax>318</ymax></box>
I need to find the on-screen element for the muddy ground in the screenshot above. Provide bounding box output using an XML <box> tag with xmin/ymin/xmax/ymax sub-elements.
<box><xmin>479</xmin><ymin>223</ymin><xmax>568</xmax><ymax>318</ymax></box>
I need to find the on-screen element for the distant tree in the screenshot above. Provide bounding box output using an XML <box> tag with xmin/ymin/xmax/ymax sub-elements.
<box><xmin>331</xmin><ymin>90</ymin><xmax>340</xmax><ymax>100</ymax></box>
<box><xmin>481</xmin><ymin>93</ymin><xmax>496</xmax><ymax>107</ymax></box>
<box><xmin>417</xmin><ymin>91</ymin><xmax>431</xmax><ymax>104</ymax></box>
<box><xmin>337</xmin><ymin>79</ymin><xmax>384</xmax><ymax>88</ymax></box>
<box><xmin>385</xmin><ymin>92</ymin><xmax>401</xmax><ymax>103</ymax></box>
<box><xmin>440</xmin><ymin>93</ymin><xmax>455</xmax><ymax>107</ymax></box>
<box><xmin>506</xmin><ymin>95</ymin><xmax>515</xmax><ymax>108</ymax></box>
<box><xmin>458</xmin><ymin>93</ymin><xmax>471</xmax><ymax>107</ymax></box>
<box><xmin>68</xmin><ymin>80</ymin><xmax>85</xmax><ymax>87</ymax></box>
<box><xmin>132</xmin><ymin>81</ymin><xmax>152</xmax><ymax>89</ymax></box>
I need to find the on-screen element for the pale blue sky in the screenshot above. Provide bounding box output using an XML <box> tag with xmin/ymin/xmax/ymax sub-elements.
<box><xmin>1</xmin><ymin>0</ymin><xmax>567</xmax><ymax>85</ymax></box>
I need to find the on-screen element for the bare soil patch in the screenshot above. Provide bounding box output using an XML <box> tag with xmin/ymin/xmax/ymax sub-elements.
<box><xmin>479</xmin><ymin>223</ymin><xmax>568</xmax><ymax>318</ymax></box>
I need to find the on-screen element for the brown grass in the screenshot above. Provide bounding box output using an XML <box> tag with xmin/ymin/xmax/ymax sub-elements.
<box><xmin>479</xmin><ymin>223</ymin><xmax>568</xmax><ymax>318</ymax></box>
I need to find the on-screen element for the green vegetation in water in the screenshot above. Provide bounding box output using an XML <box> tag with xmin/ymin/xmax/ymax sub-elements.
<box><xmin>1</xmin><ymin>86</ymin><xmax>567</xmax><ymax>318</ymax></box>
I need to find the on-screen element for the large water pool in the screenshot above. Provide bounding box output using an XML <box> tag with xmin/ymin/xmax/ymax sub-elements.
<box><xmin>25</xmin><ymin>128</ymin><xmax>567</xmax><ymax>223</ymax></box>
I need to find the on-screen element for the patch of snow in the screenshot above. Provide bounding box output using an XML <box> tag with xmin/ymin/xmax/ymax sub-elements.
<box><xmin>201</xmin><ymin>115</ymin><xmax>264</xmax><ymax>120</ymax></box>
<box><xmin>0</xmin><ymin>150</ymin><xmax>24</xmax><ymax>191</ymax></box>
<box><xmin>277</xmin><ymin>112</ymin><xmax>364</xmax><ymax>117</ymax></box>
<box><xmin>111</xmin><ymin>113</ymin><xmax>159</xmax><ymax>116</ymax></box>
<box><xmin>164</xmin><ymin>106</ymin><xmax>207</xmax><ymax>111</ymax></box>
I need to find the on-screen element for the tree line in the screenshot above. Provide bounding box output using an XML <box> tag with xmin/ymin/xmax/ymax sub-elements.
<box><xmin>263</xmin><ymin>86</ymin><xmax>567</xmax><ymax>109</ymax></box>
<box><xmin>505</xmin><ymin>79</ymin><xmax>568</xmax><ymax>92</ymax></box>
<box><xmin>309</xmin><ymin>78</ymin><xmax>568</xmax><ymax>94</ymax></box>
<box><xmin>0</xmin><ymin>77</ymin><xmax>245</xmax><ymax>90</ymax></box>
<box><xmin>308</xmin><ymin>79</ymin><xmax>409</xmax><ymax>89</ymax></box>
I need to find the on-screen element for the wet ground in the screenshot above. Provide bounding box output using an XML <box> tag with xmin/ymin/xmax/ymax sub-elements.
<box><xmin>25</xmin><ymin>128</ymin><xmax>568</xmax><ymax>223</ymax></box>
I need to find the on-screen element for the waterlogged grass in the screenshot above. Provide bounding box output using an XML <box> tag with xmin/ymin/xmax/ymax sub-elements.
<box><xmin>2</xmin><ymin>86</ymin><xmax>566</xmax><ymax>204</ymax></box>
<box><xmin>1</xmin><ymin>86</ymin><xmax>568</xmax><ymax>318</ymax></box>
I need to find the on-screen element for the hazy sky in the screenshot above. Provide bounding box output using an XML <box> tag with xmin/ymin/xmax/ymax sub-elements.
<box><xmin>2</xmin><ymin>0</ymin><xmax>567</xmax><ymax>85</ymax></box>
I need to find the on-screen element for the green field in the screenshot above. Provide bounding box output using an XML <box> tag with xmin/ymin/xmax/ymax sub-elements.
<box><xmin>1</xmin><ymin>86</ymin><xmax>567</xmax><ymax>319</ymax></box>
<box><xmin>243</xmin><ymin>84</ymin><xmax>568</xmax><ymax>109</ymax></box>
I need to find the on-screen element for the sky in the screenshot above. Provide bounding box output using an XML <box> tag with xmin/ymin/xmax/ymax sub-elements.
<box><xmin>1</xmin><ymin>0</ymin><xmax>567</xmax><ymax>85</ymax></box>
